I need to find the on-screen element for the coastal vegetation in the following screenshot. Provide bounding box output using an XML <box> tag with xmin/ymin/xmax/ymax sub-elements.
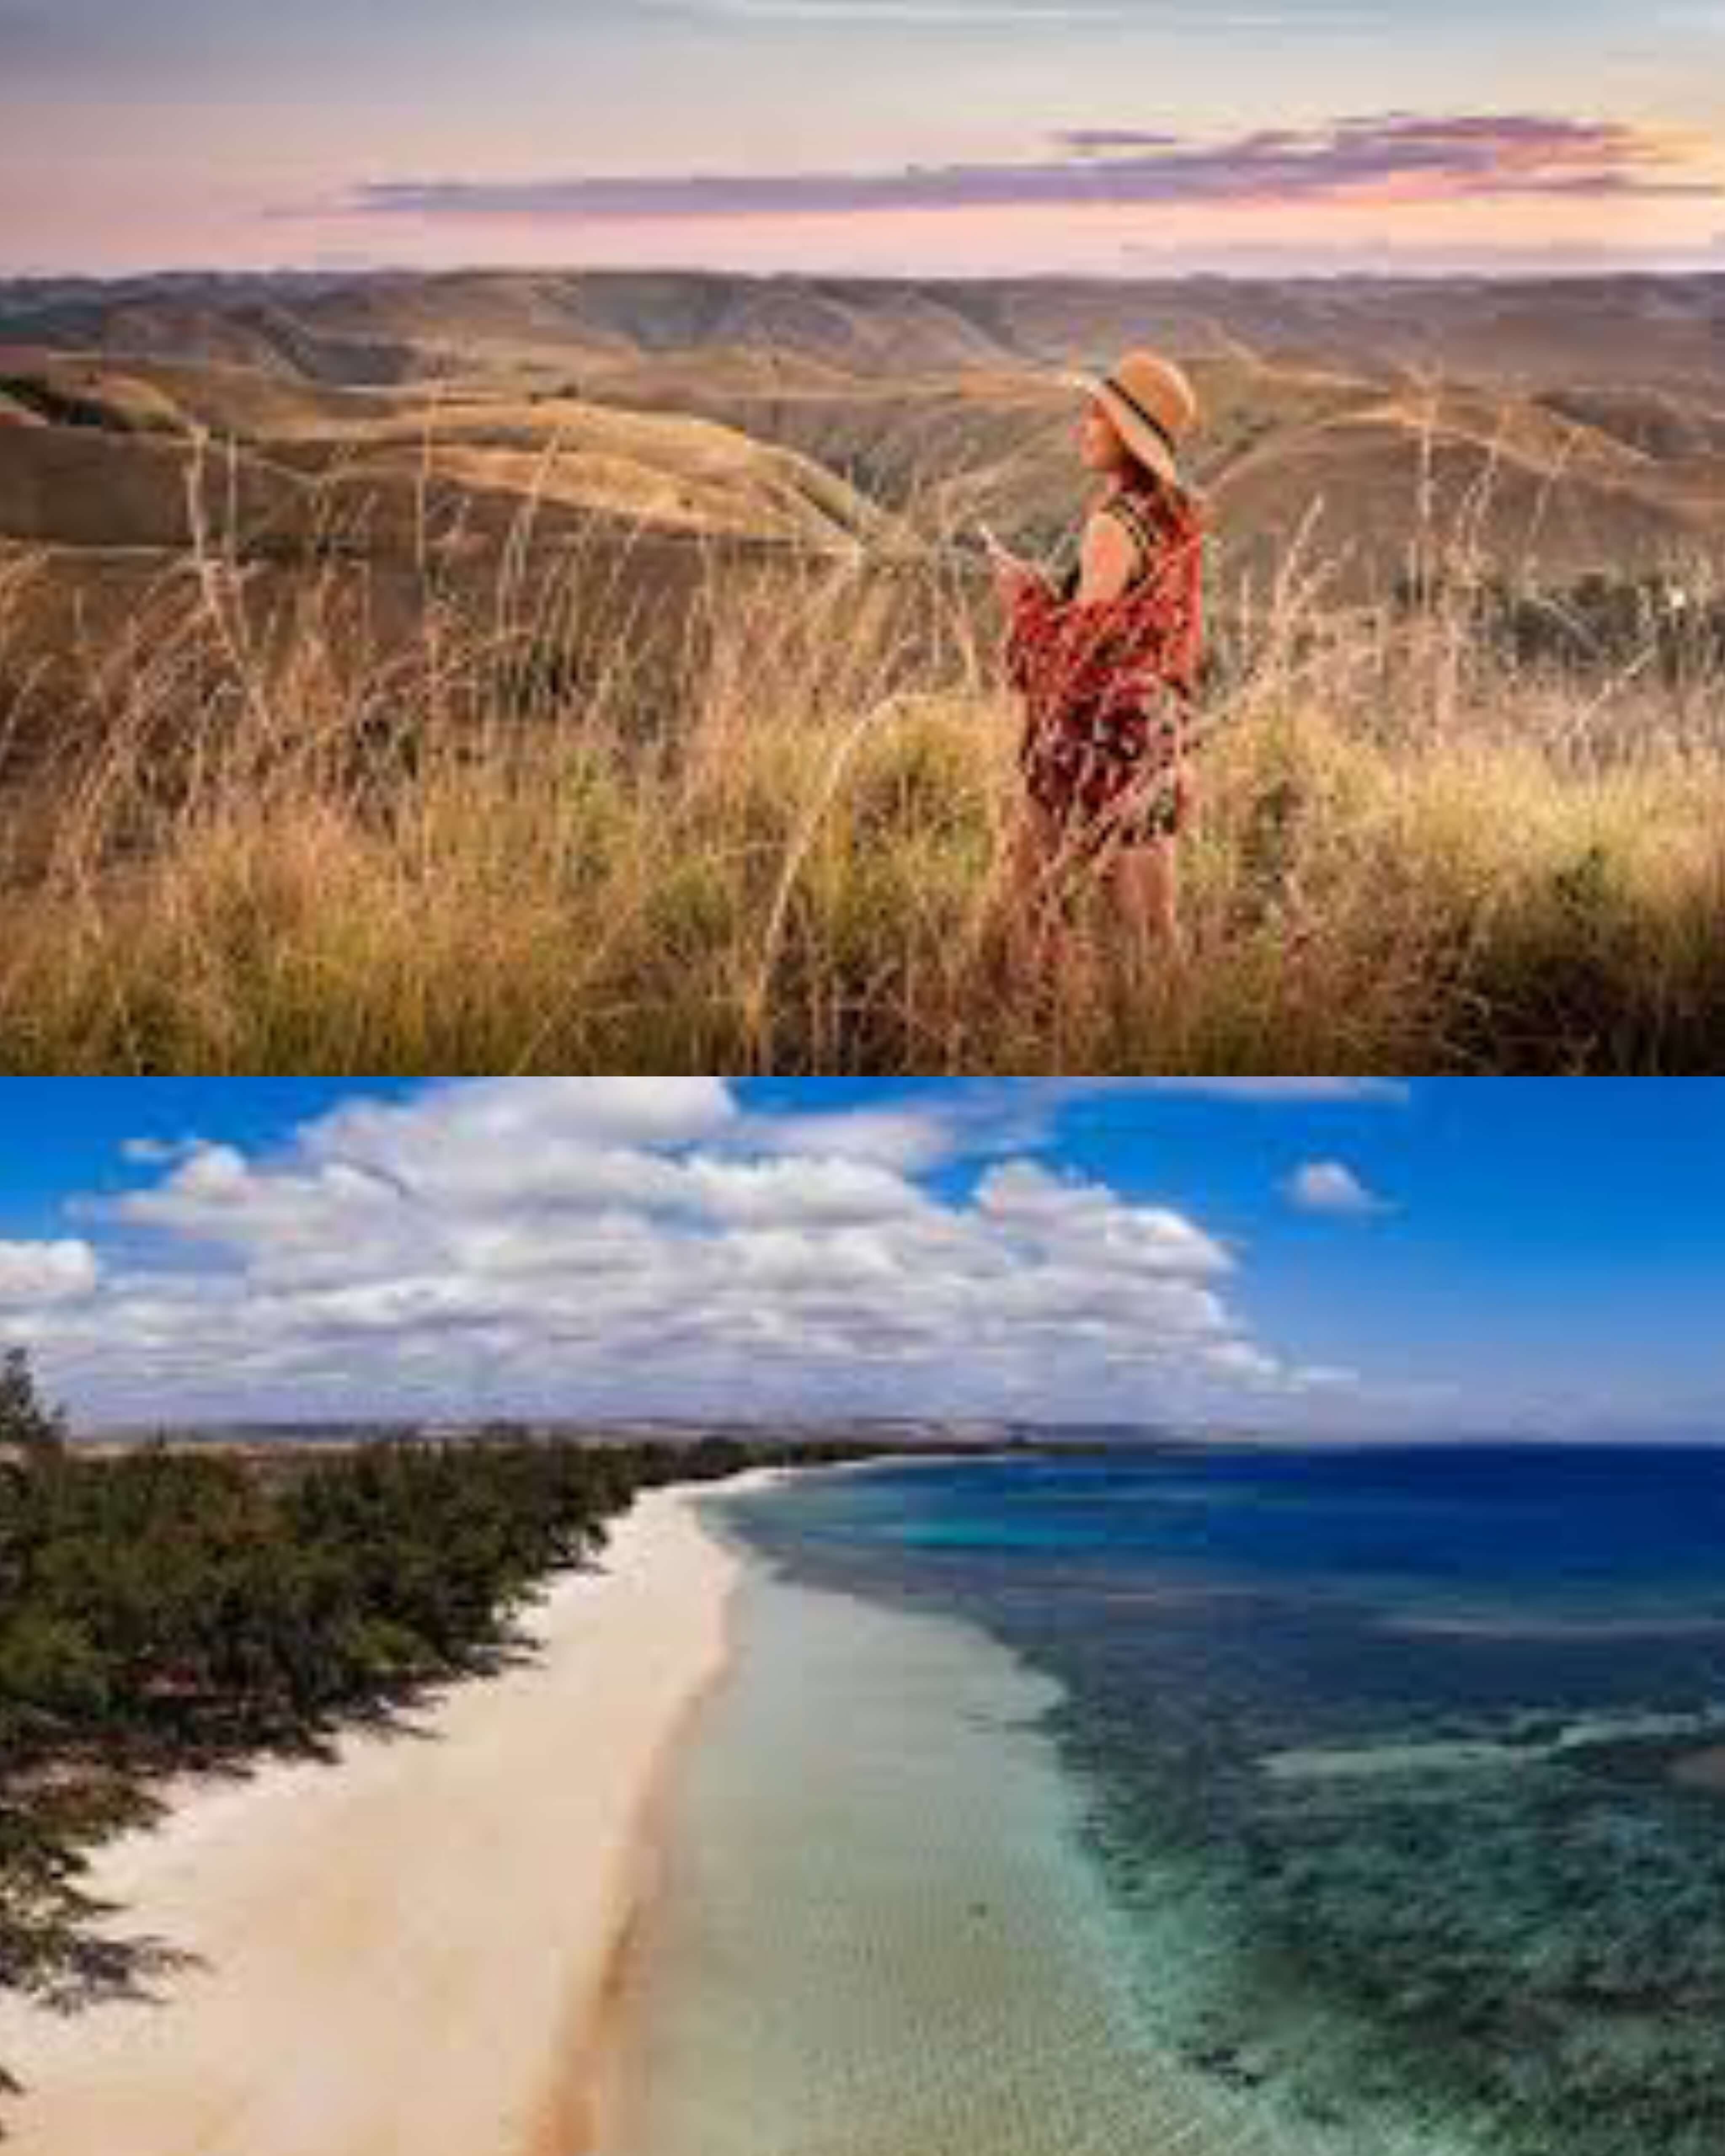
<box><xmin>0</xmin><ymin>1350</ymin><xmax>868</xmax><ymax>2101</ymax></box>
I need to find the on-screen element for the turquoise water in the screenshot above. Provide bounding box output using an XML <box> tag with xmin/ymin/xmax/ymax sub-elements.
<box><xmin>603</xmin><ymin>1560</ymin><xmax>1314</xmax><ymax>2156</ymax></box>
<box><xmin>606</xmin><ymin>1451</ymin><xmax>1725</xmax><ymax>2156</ymax></box>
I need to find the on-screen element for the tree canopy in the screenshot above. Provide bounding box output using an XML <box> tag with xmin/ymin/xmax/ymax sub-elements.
<box><xmin>0</xmin><ymin>1350</ymin><xmax>891</xmax><ymax>2089</ymax></box>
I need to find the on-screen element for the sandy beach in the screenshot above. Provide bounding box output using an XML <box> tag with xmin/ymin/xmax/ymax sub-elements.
<box><xmin>0</xmin><ymin>1473</ymin><xmax>775</xmax><ymax>2156</ymax></box>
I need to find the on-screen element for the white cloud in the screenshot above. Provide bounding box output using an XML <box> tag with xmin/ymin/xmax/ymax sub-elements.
<box><xmin>307</xmin><ymin>1075</ymin><xmax>738</xmax><ymax>1173</ymax></box>
<box><xmin>748</xmin><ymin>1078</ymin><xmax>1413</xmax><ymax>1178</ymax></box>
<box><xmin>1289</xmin><ymin>1364</ymin><xmax>1362</xmax><ymax>1392</ymax></box>
<box><xmin>974</xmin><ymin>1160</ymin><xmax>1232</xmax><ymax>1276</ymax></box>
<box><xmin>0</xmin><ymin>1238</ymin><xmax>99</xmax><ymax>1305</ymax></box>
<box><xmin>684</xmin><ymin>1154</ymin><xmax>930</xmax><ymax>1227</ymax></box>
<box><xmin>1199</xmin><ymin>1339</ymin><xmax>1284</xmax><ymax>1385</ymax></box>
<box><xmin>743</xmin><ymin>1106</ymin><xmax>960</xmax><ymax>1174</ymax></box>
<box><xmin>1056</xmin><ymin>1078</ymin><xmax>1406</xmax><ymax>1112</ymax></box>
<box><xmin>120</xmin><ymin>1136</ymin><xmax>194</xmax><ymax>1165</ymax></box>
<box><xmin>1284</xmin><ymin>1160</ymin><xmax>1391</xmax><ymax>1216</ymax></box>
<box><xmin>1088</xmin><ymin>1080</ymin><xmax>1410</xmax><ymax>1104</ymax></box>
<box><xmin>3</xmin><ymin>1080</ymin><xmax>1363</xmax><ymax>1424</ymax></box>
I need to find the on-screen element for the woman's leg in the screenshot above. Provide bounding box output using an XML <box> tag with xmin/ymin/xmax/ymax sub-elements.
<box><xmin>1107</xmin><ymin>830</ymin><xmax>1183</xmax><ymax>977</ymax></box>
<box><xmin>1006</xmin><ymin>798</ymin><xmax>1073</xmax><ymax>974</ymax></box>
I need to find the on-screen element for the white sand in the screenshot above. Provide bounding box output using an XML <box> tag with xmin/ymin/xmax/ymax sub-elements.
<box><xmin>0</xmin><ymin>1475</ymin><xmax>774</xmax><ymax>2156</ymax></box>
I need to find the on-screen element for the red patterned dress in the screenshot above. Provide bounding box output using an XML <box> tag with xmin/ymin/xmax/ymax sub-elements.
<box><xmin>1005</xmin><ymin>479</ymin><xmax>1205</xmax><ymax>847</ymax></box>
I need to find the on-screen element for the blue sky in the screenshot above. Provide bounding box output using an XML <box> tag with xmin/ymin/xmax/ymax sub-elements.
<box><xmin>2</xmin><ymin>0</ymin><xmax>1723</xmax><ymax>275</ymax></box>
<box><xmin>0</xmin><ymin>1078</ymin><xmax>1720</xmax><ymax>1437</ymax></box>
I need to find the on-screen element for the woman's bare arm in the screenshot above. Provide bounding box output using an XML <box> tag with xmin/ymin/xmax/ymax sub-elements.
<box><xmin>1074</xmin><ymin>510</ymin><xmax>1140</xmax><ymax>606</ymax></box>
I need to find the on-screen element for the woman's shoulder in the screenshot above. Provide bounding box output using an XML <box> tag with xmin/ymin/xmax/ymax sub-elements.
<box><xmin>1076</xmin><ymin>492</ymin><xmax>1174</xmax><ymax>593</ymax></box>
<box><xmin>1058</xmin><ymin>481</ymin><xmax>1206</xmax><ymax>600</ymax></box>
<box><xmin>1092</xmin><ymin>478</ymin><xmax>1204</xmax><ymax>553</ymax></box>
<box><xmin>1079</xmin><ymin>498</ymin><xmax>1148</xmax><ymax>570</ymax></box>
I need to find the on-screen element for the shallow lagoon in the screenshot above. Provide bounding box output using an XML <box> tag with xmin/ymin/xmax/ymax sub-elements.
<box><xmin>604</xmin><ymin>1561</ymin><xmax>1285</xmax><ymax>2155</ymax></box>
<box><xmin>611</xmin><ymin>1450</ymin><xmax>1725</xmax><ymax>2156</ymax></box>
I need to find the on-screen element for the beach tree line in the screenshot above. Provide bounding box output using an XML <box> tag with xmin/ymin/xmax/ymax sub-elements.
<box><xmin>0</xmin><ymin>1351</ymin><xmax>883</xmax><ymax>2088</ymax></box>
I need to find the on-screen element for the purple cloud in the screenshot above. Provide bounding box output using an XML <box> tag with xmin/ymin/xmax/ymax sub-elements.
<box><xmin>1055</xmin><ymin>129</ymin><xmax>1186</xmax><ymax>155</ymax></box>
<box><xmin>309</xmin><ymin>112</ymin><xmax>1720</xmax><ymax>227</ymax></box>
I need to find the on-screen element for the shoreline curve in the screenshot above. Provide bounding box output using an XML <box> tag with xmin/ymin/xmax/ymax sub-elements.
<box><xmin>0</xmin><ymin>1469</ymin><xmax>786</xmax><ymax>2156</ymax></box>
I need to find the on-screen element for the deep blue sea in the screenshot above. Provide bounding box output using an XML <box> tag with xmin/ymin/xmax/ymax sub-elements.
<box><xmin>698</xmin><ymin>1446</ymin><xmax>1725</xmax><ymax>2156</ymax></box>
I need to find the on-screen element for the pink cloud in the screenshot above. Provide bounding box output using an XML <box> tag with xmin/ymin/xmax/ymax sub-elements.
<box><xmin>302</xmin><ymin>112</ymin><xmax>1722</xmax><ymax>228</ymax></box>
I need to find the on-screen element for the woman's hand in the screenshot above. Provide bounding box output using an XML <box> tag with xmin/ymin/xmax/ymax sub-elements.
<box><xmin>988</xmin><ymin>542</ymin><xmax>1046</xmax><ymax>607</ymax></box>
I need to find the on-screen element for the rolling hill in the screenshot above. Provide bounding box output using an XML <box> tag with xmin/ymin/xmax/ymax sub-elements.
<box><xmin>0</xmin><ymin>349</ymin><xmax>896</xmax><ymax>557</ymax></box>
<box><xmin>0</xmin><ymin>267</ymin><xmax>1720</xmax><ymax>627</ymax></box>
<box><xmin>5</xmin><ymin>266</ymin><xmax>1724</xmax><ymax>389</ymax></box>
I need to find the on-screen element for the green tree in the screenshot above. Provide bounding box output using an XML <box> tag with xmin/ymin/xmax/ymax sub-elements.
<box><xmin>0</xmin><ymin>1348</ymin><xmax>67</xmax><ymax>1466</ymax></box>
<box><xmin>0</xmin><ymin>1612</ymin><xmax>110</xmax><ymax>1734</ymax></box>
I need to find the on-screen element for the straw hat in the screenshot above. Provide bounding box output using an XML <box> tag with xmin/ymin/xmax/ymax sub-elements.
<box><xmin>1063</xmin><ymin>348</ymin><xmax>1199</xmax><ymax>492</ymax></box>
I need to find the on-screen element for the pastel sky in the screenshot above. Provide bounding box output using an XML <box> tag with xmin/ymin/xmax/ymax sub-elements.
<box><xmin>3</xmin><ymin>0</ymin><xmax>1725</xmax><ymax>275</ymax></box>
<box><xmin>1</xmin><ymin>1078</ymin><xmax>1721</xmax><ymax>1439</ymax></box>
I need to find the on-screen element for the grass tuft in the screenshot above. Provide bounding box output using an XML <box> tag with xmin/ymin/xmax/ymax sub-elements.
<box><xmin>1</xmin><ymin>478</ymin><xmax>1722</xmax><ymax>1073</ymax></box>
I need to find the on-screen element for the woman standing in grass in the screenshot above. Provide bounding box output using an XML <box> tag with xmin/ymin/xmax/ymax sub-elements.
<box><xmin>991</xmin><ymin>348</ymin><xmax>1207</xmax><ymax>977</ymax></box>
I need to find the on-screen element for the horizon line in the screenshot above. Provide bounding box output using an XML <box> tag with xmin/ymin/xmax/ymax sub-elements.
<box><xmin>5</xmin><ymin>258</ymin><xmax>1725</xmax><ymax>290</ymax></box>
<box><xmin>67</xmin><ymin>1416</ymin><xmax>1725</xmax><ymax>1447</ymax></box>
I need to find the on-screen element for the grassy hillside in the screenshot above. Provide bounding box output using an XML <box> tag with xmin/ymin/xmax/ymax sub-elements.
<box><xmin>0</xmin><ymin>359</ymin><xmax>897</xmax><ymax>560</ymax></box>
<box><xmin>3</xmin><ymin>337</ymin><xmax>1717</xmax><ymax>597</ymax></box>
<box><xmin>0</xmin><ymin>269</ymin><xmax>1720</xmax><ymax>1074</ymax></box>
<box><xmin>6</xmin><ymin>267</ymin><xmax>1725</xmax><ymax>388</ymax></box>
<box><xmin>0</xmin><ymin>344</ymin><xmax>414</xmax><ymax>436</ymax></box>
<box><xmin>0</xmin><ymin>471</ymin><xmax>1719</xmax><ymax>1075</ymax></box>
<box><xmin>5</xmin><ymin>269</ymin><xmax>1723</xmax><ymax>598</ymax></box>
<box><xmin>1208</xmin><ymin>388</ymin><xmax>1720</xmax><ymax>600</ymax></box>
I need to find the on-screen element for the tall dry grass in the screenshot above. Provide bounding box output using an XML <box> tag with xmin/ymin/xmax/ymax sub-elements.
<box><xmin>0</xmin><ymin>438</ymin><xmax>1722</xmax><ymax>1075</ymax></box>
